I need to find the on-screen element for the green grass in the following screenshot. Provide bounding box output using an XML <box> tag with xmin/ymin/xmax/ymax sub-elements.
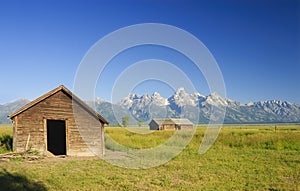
<box><xmin>0</xmin><ymin>125</ymin><xmax>299</xmax><ymax>190</ymax></box>
<box><xmin>0</xmin><ymin>125</ymin><xmax>12</xmax><ymax>136</ymax></box>
<box><xmin>105</xmin><ymin>127</ymin><xmax>174</xmax><ymax>149</ymax></box>
<box><xmin>0</xmin><ymin>126</ymin><xmax>13</xmax><ymax>154</ymax></box>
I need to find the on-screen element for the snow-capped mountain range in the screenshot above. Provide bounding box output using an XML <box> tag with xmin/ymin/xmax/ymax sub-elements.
<box><xmin>95</xmin><ymin>88</ymin><xmax>300</xmax><ymax>125</ymax></box>
<box><xmin>0</xmin><ymin>98</ymin><xmax>30</xmax><ymax>124</ymax></box>
<box><xmin>1</xmin><ymin>88</ymin><xmax>300</xmax><ymax>125</ymax></box>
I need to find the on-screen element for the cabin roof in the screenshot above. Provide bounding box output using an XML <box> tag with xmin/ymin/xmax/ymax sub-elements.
<box><xmin>8</xmin><ymin>85</ymin><xmax>109</xmax><ymax>124</ymax></box>
<box><xmin>151</xmin><ymin>118</ymin><xmax>193</xmax><ymax>125</ymax></box>
<box><xmin>170</xmin><ymin>118</ymin><xmax>193</xmax><ymax>125</ymax></box>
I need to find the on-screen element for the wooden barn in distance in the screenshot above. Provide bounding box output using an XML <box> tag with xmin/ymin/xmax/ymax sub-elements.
<box><xmin>149</xmin><ymin>118</ymin><xmax>193</xmax><ymax>130</ymax></box>
<box><xmin>8</xmin><ymin>85</ymin><xmax>109</xmax><ymax>156</ymax></box>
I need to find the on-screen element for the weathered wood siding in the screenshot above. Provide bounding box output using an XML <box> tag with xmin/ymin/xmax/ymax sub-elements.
<box><xmin>149</xmin><ymin>120</ymin><xmax>159</xmax><ymax>130</ymax></box>
<box><xmin>162</xmin><ymin>124</ymin><xmax>176</xmax><ymax>130</ymax></box>
<box><xmin>12</xmin><ymin>90</ymin><xmax>104</xmax><ymax>156</ymax></box>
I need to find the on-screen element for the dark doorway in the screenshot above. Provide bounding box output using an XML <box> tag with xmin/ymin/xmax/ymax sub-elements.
<box><xmin>47</xmin><ymin>120</ymin><xmax>66</xmax><ymax>155</ymax></box>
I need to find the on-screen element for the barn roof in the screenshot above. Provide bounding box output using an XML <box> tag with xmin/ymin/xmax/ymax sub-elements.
<box><xmin>151</xmin><ymin>118</ymin><xmax>193</xmax><ymax>125</ymax></box>
<box><xmin>8</xmin><ymin>85</ymin><xmax>109</xmax><ymax>124</ymax></box>
<box><xmin>152</xmin><ymin>118</ymin><xmax>174</xmax><ymax>125</ymax></box>
<box><xmin>170</xmin><ymin>118</ymin><xmax>193</xmax><ymax>125</ymax></box>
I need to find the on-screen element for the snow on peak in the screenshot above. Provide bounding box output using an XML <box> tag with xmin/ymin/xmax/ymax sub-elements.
<box><xmin>118</xmin><ymin>88</ymin><xmax>246</xmax><ymax>109</ymax></box>
<box><xmin>168</xmin><ymin>88</ymin><xmax>199</xmax><ymax>107</ymax></box>
<box><xmin>205</xmin><ymin>92</ymin><xmax>228</xmax><ymax>106</ymax></box>
<box><xmin>246</xmin><ymin>102</ymin><xmax>254</xmax><ymax>106</ymax></box>
<box><xmin>176</xmin><ymin>87</ymin><xmax>185</xmax><ymax>92</ymax></box>
<box><xmin>152</xmin><ymin>92</ymin><xmax>160</xmax><ymax>97</ymax></box>
<box><xmin>151</xmin><ymin>92</ymin><xmax>168</xmax><ymax>106</ymax></box>
<box><xmin>95</xmin><ymin>97</ymin><xmax>105</xmax><ymax>104</ymax></box>
<box><xmin>142</xmin><ymin>93</ymin><xmax>151</xmax><ymax>100</ymax></box>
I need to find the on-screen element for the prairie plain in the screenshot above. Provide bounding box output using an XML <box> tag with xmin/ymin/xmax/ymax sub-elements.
<box><xmin>0</xmin><ymin>125</ymin><xmax>299</xmax><ymax>190</ymax></box>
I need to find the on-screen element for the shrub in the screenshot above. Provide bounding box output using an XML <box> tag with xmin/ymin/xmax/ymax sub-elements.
<box><xmin>0</xmin><ymin>134</ymin><xmax>13</xmax><ymax>151</ymax></box>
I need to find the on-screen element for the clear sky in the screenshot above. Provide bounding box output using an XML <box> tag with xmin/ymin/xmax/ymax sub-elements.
<box><xmin>0</xmin><ymin>0</ymin><xmax>299</xmax><ymax>104</ymax></box>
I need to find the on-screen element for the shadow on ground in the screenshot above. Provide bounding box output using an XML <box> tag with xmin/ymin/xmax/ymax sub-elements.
<box><xmin>0</xmin><ymin>169</ymin><xmax>47</xmax><ymax>191</ymax></box>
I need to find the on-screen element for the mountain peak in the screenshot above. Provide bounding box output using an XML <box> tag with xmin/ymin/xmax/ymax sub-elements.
<box><xmin>204</xmin><ymin>92</ymin><xmax>228</xmax><ymax>106</ymax></box>
<box><xmin>168</xmin><ymin>88</ymin><xmax>198</xmax><ymax>107</ymax></box>
<box><xmin>175</xmin><ymin>87</ymin><xmax>186</xmax><ymax>95</ymax></box>
<box><xmin>209</xmin><ymin>92</ymin><xmax>221</xmax><ymax>98</ymax></box>
<box><xmin>95</xmin><ymin>97</ymin><xmax>105</xmax><ymax>104</ymax></box>
<box><xmin>142</xmin><ymin>94</ymin><xmax>151</xmax><ymax>99</ymax></box>
<box><xmin>152</xmin><ymin>92</ymin><xmax>160</xmax><ymax>97</ymax></box>
<box><xmin>0</xmin><ymin>98</ymin><xmax>30</xmax><ymax>124</ymax></box>
<box><xmin>3</xmin><ymin>98</ymin><xmax>30</xmax><ymax>107</ymax></box>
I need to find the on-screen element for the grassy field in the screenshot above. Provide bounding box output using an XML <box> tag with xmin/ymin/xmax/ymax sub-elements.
<box><xmin>0</xmin><ymin>126</ymin><xmax>13</xmax><ymax>154</ymax></box>
<box><xmin>0</xmin><ymin>125</ymin><xmax>299</xmax><ymax>190</ymax></box>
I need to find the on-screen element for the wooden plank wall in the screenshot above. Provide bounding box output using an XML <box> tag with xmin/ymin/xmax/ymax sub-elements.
<box><xmin>12</xmin><ymin>90</ymin><xmax>104</xmax><ymax>156</ymax></box>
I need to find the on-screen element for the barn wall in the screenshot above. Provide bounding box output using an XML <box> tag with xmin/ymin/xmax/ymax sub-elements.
<box><xmin>163</xmin><ymin>124</ymin><xmax>175</xmax><ymax>130</ymax></box>
<box><xmin>12</xmin><ymin>90</ymin><xmax>104</xmax><ymax>156</ymax></box>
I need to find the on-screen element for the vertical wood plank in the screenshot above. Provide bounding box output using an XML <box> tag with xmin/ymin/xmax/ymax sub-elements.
<box><xmin>13</xmin><ymin>116</ymin><xmax>18</xmax><ymax>151</ymax></box>
<box><xmin>65</xmin><ymin>119</ymin><xmax>69</xmax><ymax>155</ymax></box>
<box><xmin>43</xmin><ymin>118</ymin><xmax>47</xmax><ymax>152</ymax></box>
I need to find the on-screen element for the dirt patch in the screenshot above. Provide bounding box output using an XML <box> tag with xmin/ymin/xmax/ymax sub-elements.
<box><xmin>0</xmin><ymin>151</ymin><xmax>103</xmax><ymax>163</ymax></box>
<box><xmin>0</xmin><ymin>151</ymin><xmax>44</xmax><ymax>162</ymax></box>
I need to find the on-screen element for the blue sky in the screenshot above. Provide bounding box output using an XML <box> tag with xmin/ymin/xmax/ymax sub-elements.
<box><xmin>0</xmin><ymin>0</ymin><xmax>299</xmax><ymax>104</ymax></box>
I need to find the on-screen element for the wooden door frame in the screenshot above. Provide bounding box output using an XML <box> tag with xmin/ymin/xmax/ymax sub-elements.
<box><xmin>44</xmin><ymin>118</ymin><xmax>68</xmax><ymax>155</ymax></box>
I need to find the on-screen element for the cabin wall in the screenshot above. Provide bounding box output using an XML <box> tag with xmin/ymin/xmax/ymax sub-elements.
<box><xmin>162</xmin><ymin>124</ymin><xmax>176</xmax><ymax>130</ymax></box>
<box><xmin>12</xmin><ymin>91</ymin><xmax>104</xmax><ymax>156</ymax></box>
<box><xmin>149</xmin><ymin>121</ymin><xmax>159</xmax><ymax>130</ymax></box>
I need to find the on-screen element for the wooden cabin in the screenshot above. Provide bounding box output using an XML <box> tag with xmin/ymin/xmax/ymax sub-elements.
<box><xmin>149</xmin><ymin>118</ymin><xmax>193</xmax><ymax>130</ymax></box>
<box><xmin>8</xmin><ymin>85</ymin><xmax>109</xmax><ymax>156</ymax></box>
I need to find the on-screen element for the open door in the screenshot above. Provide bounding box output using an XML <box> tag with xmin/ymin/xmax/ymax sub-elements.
<box><xmin>47</xmin><ymin>120</ymin><xmax>66</xmax><ymax>155</ymax></box>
